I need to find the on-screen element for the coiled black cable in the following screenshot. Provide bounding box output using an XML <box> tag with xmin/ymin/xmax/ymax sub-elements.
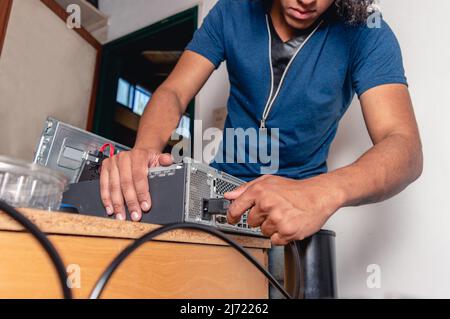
<box><xmin>89</xmin><ymin>223</ymin><xmax>297</xmax><ymax>299</ymax></box>
<box><xmin>0</xmin><ymin>200</ymin><xmax>72</xmax><ymax>299</ymax></box>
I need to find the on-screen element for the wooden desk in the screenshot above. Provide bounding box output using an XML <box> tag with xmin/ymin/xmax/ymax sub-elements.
<box><xmin>0</xmin><ymin>209</ymin><xmax>271</xmax><ymax>299</ymax></box>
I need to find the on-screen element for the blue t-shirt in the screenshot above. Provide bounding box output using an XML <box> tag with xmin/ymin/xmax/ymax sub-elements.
<box><xmin>186</xmin><ymin>0</ymin><xmax>407</xmax><ymax>181</ymax></box>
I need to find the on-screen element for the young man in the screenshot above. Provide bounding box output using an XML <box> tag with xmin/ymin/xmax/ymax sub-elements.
<box><xmin>100</xmin><ymin>0</ymin><xmax>423</xmax><ymax>245</ymax></box>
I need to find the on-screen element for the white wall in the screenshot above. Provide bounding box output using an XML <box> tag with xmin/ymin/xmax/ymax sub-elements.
<box><xmin>98</xmin><ymin>0</ymin><xmax>450</xmax><ymax>297</ymax></box>
<box><xmin>326</xmin><ymin>0</ymin><xmax>450</xmax><ymax>298</ymax></box>
<box><xmin>99</xmin><ymin>0</ymin><xmax>202</xmax><ymax>42</ymax></box>
<box><xmin>0</xmin><ymin>0</ymin><xmax>98</xmax><ymax>161</ymax></box>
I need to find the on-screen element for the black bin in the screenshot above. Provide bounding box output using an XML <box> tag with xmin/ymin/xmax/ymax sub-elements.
<box><xmin>285</xmin><ymin>230</ymin><xmax>337</xmax><ymax>299</ymax></box>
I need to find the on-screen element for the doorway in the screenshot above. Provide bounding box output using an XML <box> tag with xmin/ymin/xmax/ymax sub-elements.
<box><xmin>93</xmin><ymin>7</ymin><xmax>198</xmax><ymax>153</ymax></box>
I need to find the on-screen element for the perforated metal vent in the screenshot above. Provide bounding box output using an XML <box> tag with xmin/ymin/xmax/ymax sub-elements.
<box><xmin>214</xmin><ymin>179</ymin><xmax>238</xmax><ymax>196</ymax></box>
<box><xmin>188</xmin><ymin>169</ymin><xmax>210</xmax><ymax>220</ymax></box>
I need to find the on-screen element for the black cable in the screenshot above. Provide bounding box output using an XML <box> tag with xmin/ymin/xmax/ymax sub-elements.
<box><xmin>288</xmin><ymin>241</ymin><xmax>303</xmax><ymax>299</ymax></box>
<box><xmin>0</xmin><ymin>200</ymin><xmax>72</xmax><ymax>299</ymax></box>
<box><xmin>89</xmin><ymin>223</ymin><xmax>294</xmax><ymax>299</ymax></box>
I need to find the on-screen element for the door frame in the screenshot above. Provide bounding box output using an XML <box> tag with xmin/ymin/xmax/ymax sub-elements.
<box><xmin>0</xmin><ymin>0</ymin><xmax>13</xmax><ymax>57</ymax></box>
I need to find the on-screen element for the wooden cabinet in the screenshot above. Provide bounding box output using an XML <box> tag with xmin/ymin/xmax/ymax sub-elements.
<box><xmin>0</xmin><ymin>209</ymin><xmax>270</xmax><ymax>299</ymax></box>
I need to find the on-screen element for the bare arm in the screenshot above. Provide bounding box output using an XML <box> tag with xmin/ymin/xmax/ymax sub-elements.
<box><xmin>100</xmin><ymin>51</ymin><xmax>216</xmax><ymax>221</ymax></box>
<box><xmin>135</xmin><ymin>51</ymin><xmax>216</xmax><ymax>151</ymax></box>
<box><xmin>323</xmin><ymin>83</ymin><xmax>423</xmax><ymax>207</ymax></box>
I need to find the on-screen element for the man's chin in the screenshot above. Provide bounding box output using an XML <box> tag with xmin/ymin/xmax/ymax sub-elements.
<box><xmin>284</xmin><ymin>14</ymin><xmax>317</xmax><ymax>30</ymax></box>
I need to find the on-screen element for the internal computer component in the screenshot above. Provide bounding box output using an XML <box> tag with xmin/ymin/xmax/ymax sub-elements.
<box><xmin>33</xmin><ymin>117</ymin><xmax>129</xmax><ymax>183</ymax></box>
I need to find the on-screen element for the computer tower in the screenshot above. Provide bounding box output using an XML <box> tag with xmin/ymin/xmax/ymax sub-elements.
<box><xmin>34</xmin><ymin>118</ymin><xmax>262</xmax><ymax>236</ymax></box>
<box><xmin>62</xmin><ymin>159</ymin><xmax>262</xmax><ymax>236</ymax></box>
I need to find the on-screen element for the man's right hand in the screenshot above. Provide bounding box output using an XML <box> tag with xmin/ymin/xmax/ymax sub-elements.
<box><xmin>99</xmin><ymin>148</ymin><xmax>174</xmax><ymax>222</ymax></box>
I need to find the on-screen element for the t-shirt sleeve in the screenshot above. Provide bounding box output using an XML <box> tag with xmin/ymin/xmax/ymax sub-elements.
<box><xmin>351</xmin><ymin>19</ymin><xmax>408</xmax><ymax>97</ymax></box>
<box><xmin>185</xmin><ymin>0</ymin><xmax>226</xmax><ymax>69</ymax></box>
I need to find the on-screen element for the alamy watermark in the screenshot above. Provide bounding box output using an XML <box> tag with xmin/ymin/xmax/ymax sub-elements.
<box><xmin>366</xmin><ymin>264</ymin><xmax>381</xmax><ymax>289</ymax></box>
<box><xmin>66</xmin><ymin>264</ymin><xmax>81</xmax><ymax>289</ymax></box>
<box><xmin>170</xmin><ymin>120</ymin><xmax>280</xmax><ymax>175</ymax></box>
<box><xmin>66</xmin><ymin>4</ymin><xmax>81</xmax><ymax>29</ymax></box>
<box><xmin>367</xmin><ymin>1</ymin><xmax>382</xmax><ymax>29</ymax></box>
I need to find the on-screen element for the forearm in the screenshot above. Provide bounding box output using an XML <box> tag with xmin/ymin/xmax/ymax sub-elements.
<box><xmin>321</xmin><ymin>133</ymin><xmax>423</xmax><ymax>210</ymax></box>
<box><xmin>133</xmin><ymin>51</ymin><xmax>216</xmax><ymax>152</ymax></box>
<box><xmin>134</xmin><ymin>86</ymin><xmax>186</xmax><ymax>152</ymax></box>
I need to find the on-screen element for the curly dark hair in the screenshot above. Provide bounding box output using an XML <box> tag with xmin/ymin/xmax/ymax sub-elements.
<box><xmin>334</xmin><ymin>0</ymin><xmax>379</xmax><ymax>25</ymax></box>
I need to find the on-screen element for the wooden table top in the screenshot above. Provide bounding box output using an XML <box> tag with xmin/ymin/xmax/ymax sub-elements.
<box><xmin>0</xmin><ymin>208</ymin><xmax>271</xmax><ymax>249</ymax></box>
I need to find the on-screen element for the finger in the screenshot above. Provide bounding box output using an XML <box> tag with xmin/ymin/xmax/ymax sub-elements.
<box><xmin>224</xmin><ymin>183</ymin><xmax>249</xmax><ymax>200</ymax></box>
<box><xmin>99</xmin><ymin>161</ymin><xmax>113</xmax><ymax>215</ymax></box>
<box><xmin>277</xmin><ymin>214</ymin><xmax>301</xmax><ymax>241</ymax></box>
<box><xmin>270</xmin><ymin>233</ymin><xmax>289</xmax><ymax>246</ymax></box>
<box><xmin>118</xmin><ymin>155</ymin><xmax>142</xmax><ymax>222</ymax></box>
<box><xmin>131</xmin><ymin>156</ymin><xmax>151</xmax><ymax>212</ymax></box>
<box><xmin>260</xmin><ymin>219</ymin><xmax>277</xmax><ymax>237</ymax></box>
<box><xmin>227</xmin><ymin>189</ymin><xmax>257</xmax><ymax>225</ymax></box>
<box><xmin>224</xmin><ymin>175</ymin><xmax>270</xmax><ymax>200</ymax></box>
<box><xmin>109</xmin><ymin>156</ymin><xmax>126</xmax><ymax>220</ymax></box>
<box><xmin>159</xmin><ymin>153</ymin><xmax>174</xmax><ymax>166</ymax></box>
<box><xmin>246</xmin><ymin>204</ymin><xmax>268</xmax><ymax>228</ymax></box>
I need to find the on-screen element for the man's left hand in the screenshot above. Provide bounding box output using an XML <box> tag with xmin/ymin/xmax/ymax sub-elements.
<box><xmin>224</xmin><ymin>175</ymin><xmax>343</xmax><ymax>245</ymax></box>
